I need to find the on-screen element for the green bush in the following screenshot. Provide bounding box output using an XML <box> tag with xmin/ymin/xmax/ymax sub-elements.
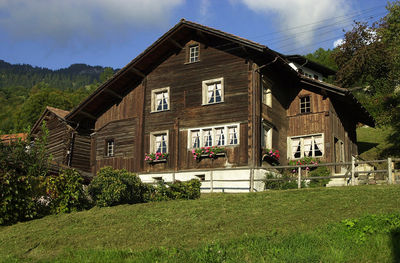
<box><xmin>264</xmin><ymin>171</ymin><xmax>305</xmax><ymax>190</ymax></box>
<box><xmin>308</xmin><ymin>167</ymin><xmax>331</xmax><ymax>188</ymax></box>
<box><xmin>45</xmin><ymin>168</ymin><xmax>89</xmax><ymax>213</ymax></box>
<box><xmin>148</xmin><ymin>179</ymin><xmax>201</xmax><ymax>201</ymax></box>
<box><xmin>88</xmin><ymin>167</ymin><xmax>148</xmax><ymax>207</ymax></box>
<box><xmin>0</xmin><ymin>124</ymin><xmax>49</xmax><ymax>225</ymax></box>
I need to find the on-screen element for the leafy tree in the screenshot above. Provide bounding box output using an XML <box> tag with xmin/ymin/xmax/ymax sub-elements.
<box><xmin>305</xmin><ymin>48</ymin><xmax>338</xmax><ymax>71</ymax></box>
<box><xmin>332</xmin><ymin>1</ymin><xmax>400</xmax><ymax>155</ymax></box>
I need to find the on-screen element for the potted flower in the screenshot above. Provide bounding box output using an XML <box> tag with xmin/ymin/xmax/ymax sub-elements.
<box><xmin>192</xmin><ymin>146</ymin><xmax>226</xmax><ymax>161</ymax></box>
<box><xmin>262</xmin><ymin>148</ymin><xmax>280</xmax><ymax>165</ymax></box>
<box><xmin>144</xmin><ymin>152</ymin><xmax>169</xmax><ymax>164</ymax></box>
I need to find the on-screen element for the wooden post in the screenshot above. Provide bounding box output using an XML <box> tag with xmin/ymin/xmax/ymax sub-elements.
<box><xmin>250</xmin><ymin>169</ymin><xmax>254</xmax><ymax>192</ymax></box>
<box><xmin>388</xmin><ymin>157</ymin><xmax>393</xmax><ymax>184</ymax></box>
<box><xmin>351</xmin><ymin>156</ymin><xmax>355</xmax><ymax>186</ymax></box>
<box><xmin>172</xmin><ymin>172</ymin><xmax>176</xmax><ymax>183</ymax></box>
<box><xmin>210</xmin><ymin>170</ymin><xmax>214</xmax><ymax>193</ymax></box>
<box><xmin>298</xmin><ymin>167</ymin><xmax>301</xmax><ymax>189</ymax></box>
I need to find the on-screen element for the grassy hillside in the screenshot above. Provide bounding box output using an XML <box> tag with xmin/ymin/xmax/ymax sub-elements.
<box><xmin>357</xmin><ymin>126</ymin><xmax>393</xmax><ymax>160</ymax></box>
<box><xmin>1</xmin><ymin>185</ymin><xmax>400</xmax><ymax>262</ymax></box>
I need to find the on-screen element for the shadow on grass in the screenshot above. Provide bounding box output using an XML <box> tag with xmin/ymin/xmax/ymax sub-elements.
<box><xmin>357</xmin><ymin>142</ymin><xmax>379</xmax><ymax>155</ymax></box>
<box><xmin>392</xmin><ymin>228</ymin><xmax>400</xmax><ymax>263</ymax></box>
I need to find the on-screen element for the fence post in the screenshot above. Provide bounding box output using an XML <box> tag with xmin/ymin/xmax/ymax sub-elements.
<box><xmin>351</xmin><ymin>156</ymin><xmax>355</xmax><ymax>186</ymax></box>
<box><xmin>250</xmin><ymin>168</ymin><xmax>254</xmax><ymax>192</ymax></box>
<box><xmin>298</xmin><ymin>167</ymin><xmax>301</xmax><ymax>189</ymax></box>
<box><xmin>172</xmin><ymin>172</ymin><xmax>176</xmax><ymax>183</ymax></box>
<box><xmin>388</xmin><ymin>157</ymin><xmax>393</xmax><ymax>184</ymax></box>
<box><xmin>210</xmin><ymin>170</ymin><xmax>214</xmax><ymax>193</ymax></box>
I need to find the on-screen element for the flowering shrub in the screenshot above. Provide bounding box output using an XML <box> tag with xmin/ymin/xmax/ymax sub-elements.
<box><xmin>192</xmin><ymin>146</ymin><xmax>225</xmax><ymax>160</ymax></box>
<box><xmin>289</xmin><ymin>156</ymin><xmax>319</xmax><ymax>173</ymax></box>
<box><xmin>144</xmin><ymin>152</ymin><xmax>168</xmax><ymax>162</ymax></box>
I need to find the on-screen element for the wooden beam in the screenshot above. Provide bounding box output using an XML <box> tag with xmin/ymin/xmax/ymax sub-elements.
<box><xmin>80</xmin><ymin>110</ymin><xmax>97</xmax><ymax>120</ymax></box>
<box><xmin>104</xmin><ymin>89</ymin><xmax>123</xmax><ymax>100</ymax></box>
<box><xmin>169</xmin><ymin>38</ymin><xmax>184</xmax><ymax>49</ymax></box>
<box><xmin>130</xmin><ymin>67</ymin><xmax>146</xmax><ymax>78</ymax></box>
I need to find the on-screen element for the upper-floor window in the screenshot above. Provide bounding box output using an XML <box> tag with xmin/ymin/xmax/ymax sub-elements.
<box><xmin>288</xmin><ymin>134</ymin><xmax>323</xmax><ymax>159</ymax></box>
<box><xmin>150</xmin><ymin>131</ymin><xmax>168</xmax><ymax>153</ymax></box>
<box><xmin>300</xmin><ymin>96</ymin><xmax>311</xmax><ymax>113</ymax></box>
<box><xmin>106</xmin><ymin>139</ymin><xmax>114</xmax><ymax>157</ymax></box>
<box><xmin>202</xmin><ymin>77</ymin><xmax>224</xmax><ymax>105</ymax></box>
<box><xmin>189</xmin><ymin>44</ymin><xmax>199</xmax><ymax>63</ymax></box>
<box><xmin>151</xmin><ymin>87</ymin><xmax>170</xmax><ymax>112</ymax></box>
<box><xmin>263</xmin><ymin>88</ymin><xmax>272</xmax><ymax>107</ymax></box>
<box><xmin>188</xmin><ymin>124</ymin><xmax>239</xmax><ymax>148</ymax></box>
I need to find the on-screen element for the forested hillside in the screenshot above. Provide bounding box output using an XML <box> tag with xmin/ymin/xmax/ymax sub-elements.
<box><xmin>0</xmin><ymin>60</ymin><xmax>115</xmax><ymax>133</ymax></box>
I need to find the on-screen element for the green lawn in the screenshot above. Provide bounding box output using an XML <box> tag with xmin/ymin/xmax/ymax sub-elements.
<box><xmin>1</xmin><ymin>185</ymin><xmax>400</xmax><ymax>262</ymax></box>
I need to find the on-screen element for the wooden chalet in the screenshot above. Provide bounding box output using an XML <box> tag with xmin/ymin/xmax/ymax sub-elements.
<box><xmin>46</xmin><ymin>19</ymin><xmax>373</xmax><ymax>191</ymax></box>
<box><xmin>31</xmin><ymin>106</ymin><xmax>91</xmax><ymax>175</ymax></box>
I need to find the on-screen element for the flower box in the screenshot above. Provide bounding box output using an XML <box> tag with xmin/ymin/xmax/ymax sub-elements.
<box><xmin>262</xmin><ymin>148</ymin><xmax>280</xmax><ymax>165</ymax></box>
<box><xmin>192</xmin><ymin>146</ymin><xmax>226</xmax><ymax>161</ymax></box>
<box><xmin>145</xmin><ymin>152</ymin><xmax>168</xmax><ymax>164</ymax></box>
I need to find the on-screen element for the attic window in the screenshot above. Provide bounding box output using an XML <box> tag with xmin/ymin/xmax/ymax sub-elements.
<box><xmin>189</xmin><ymin>44</ymin><xmax>199</xmax><ymax>63</ymax></box>
<box><xmin>300</xmin><ymin>96</ymin><xmax>311</xmax><ymax>113</ymax></box>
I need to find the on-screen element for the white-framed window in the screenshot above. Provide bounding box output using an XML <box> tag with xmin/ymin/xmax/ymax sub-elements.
<box><xmin>288</xmin><ymin>133</ymin><xmax>324</xmax><ymax>159</ymax></box>
<box><xmin>151</xmin><ymin>87</ymin><xmax>170</xmax><ymax>112</ymax></box>
<box><xmin>215</xmin><ymin>127</ymin><xmax>225</xmax><ymax>146</ymax></box>
<box><xmin>187</xmin><ymin>123</ymin><xmax>240</xmax><ymax>148</ymax></box>
<box><xmin>228</xmin><ymin>126</ymin><xmax>238</xmax><ymax>145</ymax></box>
<box><xmin>191</xmin><ymin>130</ymin><xmax>200</xmax><ymax>148</ymax></box>
<box><xmin>202</xmin><ymin>77</ymin><xmax>224</xmax><ymax>105</ymax></box>
<box><xmin>106</xmin><ymin>139</ymin><xmax>114</xmax><ymax>157</ymax></box>
<box><xmin>300</xmin><ymin>96</ymin><xmax>311</xmax><ymax>113</ymax></box>
<box><xmin>262</xmin><ymin>122</ymin><xmax>273</xmax><ymax>149</ymax></box>
<box><xmin>150</xmin><ymin>131</ymin><xmax>169</xmax><ymax>153</ymax></box>
<box><xmin>189</xmin><ymin>44</ymin><xmax>199</xmax><ymax>63</ymax></box>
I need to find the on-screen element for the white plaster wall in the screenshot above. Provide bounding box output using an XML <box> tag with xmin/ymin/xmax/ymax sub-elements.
<box><xmin>138</xmin><ymin>168</ymin><xmax>270</xmax><ymax>193</ymax></box>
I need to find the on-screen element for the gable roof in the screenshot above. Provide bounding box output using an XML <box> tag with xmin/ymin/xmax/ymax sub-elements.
<box><xmin>65</xmin><ymin>18</ymin><xmax>374</xmax><ymax>127</ymax></box>
<box><xmin>65</xmin><ymin>19</ymin><xmax>286</xmax><ymax>125</ymax></box>
<box><xmin>31</xmin><ymin>106</ymin><xmax>70</xmax><ymax>135</ymax></box>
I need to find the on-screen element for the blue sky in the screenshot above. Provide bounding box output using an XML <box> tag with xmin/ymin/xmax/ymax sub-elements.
<box><xmin>0</xmin><ymin>0</ymin><xmax>391</xmax><ymax>70</ymax></box>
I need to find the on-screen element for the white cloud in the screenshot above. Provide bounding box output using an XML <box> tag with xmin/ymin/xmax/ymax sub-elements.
<box><xmin>0</xmin><ymin>0</ymin><xmax>184</xmax><ymax>45</ymax></box>
<box><xmin>239</xmin><ymin>0</ymin><xmax>351</xmax><ymax>51</ymax></box>
<box><xmin>333</xmin><ymin>38</ymin><xmax>344</xmax><ymax>48</ymax></box>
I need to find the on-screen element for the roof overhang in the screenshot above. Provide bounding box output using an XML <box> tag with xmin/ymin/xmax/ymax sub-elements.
<box><xmin>285</xmin><ymin>54</ymin><xmax>336</xmax><ymax>77</ymax></box>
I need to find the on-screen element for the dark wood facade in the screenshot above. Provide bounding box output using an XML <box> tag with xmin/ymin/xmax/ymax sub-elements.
<box><xmin>60</xmin><ymin>19</ymin><xmax>374</xmax><ymax>177</ymax></box>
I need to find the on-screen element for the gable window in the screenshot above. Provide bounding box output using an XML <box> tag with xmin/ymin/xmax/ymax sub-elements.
<box><xmin>150</xmin><ymin>131</ymin><xmax>168</xmax><ymax>153</ymax></box>
<box><xmin>189</xmin><ymin>44</ymin><xmax>199</xmax><ymax>63</ymax></box>
<box><xmin>188</xmin><ymin>124</ymin><xmax>239</xmax><ymax>148</ymax></box>
<box><xmin>300</xmin><ymin>96</ymin><xmax>311</xmax><ymax>113</ymax></box>
<box><xmin>151</xmin><ymin>87</ymin><xmax>170</xmax><ymax>112</ymax></box>
<box><xmin>202</xmin><ymin>78</ymin><xmax>224</xmax><ymax>105</ymax></box>
<box><xmin>288</xmin><ymin>134</ymin><xmax>324</xmax><ymax>159</ymax></box>
<box><xmin>106</xmin><ymin>139</ymin><xmax>114</xmax><ymax>157</ymax></box>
